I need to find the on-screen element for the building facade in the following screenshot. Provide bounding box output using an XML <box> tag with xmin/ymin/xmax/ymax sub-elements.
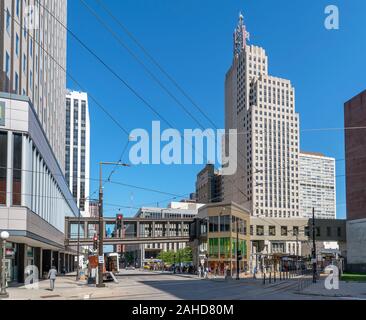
<box><xmin>344</xmin><ymin>89</ymin><xmax>366</xmax><ymax>272</ymax></box>
<box><xmin>0</xmin><ymin>0</ymin><xmax>68</xmax><ymax>169</ymax></box>
<box><xmin>0</xmin><ymin>0</ymin><xmax>78</xmax><ymax>283</ymax></box>
<box><xmin>196</xmin><ymin>164</ymin><xmax>223</xmax><ymax>204</ymax></box>
<box><xmin>299</xmin><ymin>152</ymin><xmax>336</xmax><ymax>219</ymax></box>
<box><xmin>65</xmin><ymin>90</ymin><xmax>90</xmax><ymax>216</ymax></box>
<box><xmin>223</xmin><ymin>14</ymin><xmax>300</xmax><ymax>219</ymax></box>
<box><xmin>127</xmin><ymin>202</ymin><xmax>203</xmax><ymax>266</ymax></box>
<box><xmin>190</xmin><ymin>202</ymin><xmax>251</xmax><ymax>277</ymax></box>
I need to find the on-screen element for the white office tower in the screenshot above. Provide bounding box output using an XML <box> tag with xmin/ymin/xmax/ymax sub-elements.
<box><xmin>0</xmin><ymin>0</ymin><xmax>79</xmax><ymax>283</ymax></box>
<box><xmin>223</xmin><ymin>13</ymin><xmax>300</xmax><ymax>219</ymax></box>
<box><xmin>299</xmin><ymin>152</ymin><xmax>336</xmax><ymax>219</ymax></box>
<box><xmin>65</xmin><ymin>90</ymin><xmax>90</xmax><ymax>217</ymax></box>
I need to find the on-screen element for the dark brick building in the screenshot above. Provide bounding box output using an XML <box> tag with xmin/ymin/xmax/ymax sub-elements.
<box><xmin>344</xmin><ymin>89</ymin><xmax>366</xmax><ymax>221</ymax></box>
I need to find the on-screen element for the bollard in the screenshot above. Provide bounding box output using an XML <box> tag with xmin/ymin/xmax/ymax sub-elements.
<box><xmin>263</xmin><ymin>273</ymin><xmax>266</xmax><ymax>285</ymax></box>
<box><xmin>269</xmin><ymin>272</ymin><xmax>272</xmax><ymax>284</ymax></box>
<box><xmin>274</xmin><ymin>271</ymin><xmax>276</xmax><ymax>283</ymax></box>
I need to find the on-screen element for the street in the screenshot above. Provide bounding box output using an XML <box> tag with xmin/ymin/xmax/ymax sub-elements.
<box><xmin>4</xmin><ymin>270</ymin><xmax>366</xmax><ymax>300</ymax></box>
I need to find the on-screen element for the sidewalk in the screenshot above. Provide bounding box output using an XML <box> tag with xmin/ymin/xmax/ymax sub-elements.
<box><xmin>298</xmin><ymin>280</ymin><xmax>366</xmax><ymax>299</ymax></box>
<box><xmin>4</xmin><ymin>277</ymin><xmax>110</xmax><ymax>300</ymax></box>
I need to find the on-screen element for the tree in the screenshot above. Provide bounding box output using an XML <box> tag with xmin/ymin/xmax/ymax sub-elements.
<box><xmin>158</xmin><ymin>247</ymin><xmax>193</xmax><ymax>265</ymax></box>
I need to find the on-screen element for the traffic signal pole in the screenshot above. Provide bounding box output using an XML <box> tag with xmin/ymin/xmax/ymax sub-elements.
<box><xmin>97</xmin><ymin>162</ymin><xmax>130</xmax><ymax>288</ymax></box>
<box><xmin>97</xmin><ymin>163</ymin><xmax>105</xmax><ymax>288</ymax></box>
<box><xmin>312</xmin><ymin>207</ymin><xmax>317</xmax><ymax>283</ymax></box>
<box><xmin>236</xmin><ymin>218</ymin><xmax>240</xmax><ymax>280</ymax></box>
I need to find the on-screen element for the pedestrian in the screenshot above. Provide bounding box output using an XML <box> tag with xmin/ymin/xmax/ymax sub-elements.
<box><xmin>48</xmin><ymin>266</ymin><xmax>58</xmax><ymax>291</ymax></box>
<box><xmin>198</xmin><ymin>265</ymin><xmax>201</xmax><ymax>278</ymax></box>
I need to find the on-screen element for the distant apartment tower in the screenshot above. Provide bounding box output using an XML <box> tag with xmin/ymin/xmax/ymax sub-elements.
<box><xmin>89</xmin><ymin>200</ymin><xmax>99</xmax><ymax>218</ymax></box>
<box><xmin>0</xmin><ymin>0</ymin><xmax>68</xmax><ymax>168</ymax></box>
<box><xmin>344</xmin><ymin>89</ymin><xmax>366</xmax><ymax>273</ymax></box>
<box><xmin>223</xmin><ymin>13</ymin><xmax>300</xmax><ymax>218</ymax></box>
<box><xmin>196</xmin><ymin>164</ymin><xmax>222</xmax><ymax>204</ymax></box>
<box><xmin>65</xmin><ymin>90</ymin><xmax>90</xmax><ymax>216</ymax></box>
<box><xmin>0</xmin><ymin>0</ymin><xmax>79</xmax><ymax>283</ymax></box>
<box><xmin>299</xmin><ymin>152</ymin><xmax>336</xmax><ymax>219</ymax></box>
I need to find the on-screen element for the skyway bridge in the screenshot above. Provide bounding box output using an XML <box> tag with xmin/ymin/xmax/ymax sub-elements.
<box><xmin>64</xmin><ymin>216</ymin><xmax>193</xmax><ymax>247</ymax></box>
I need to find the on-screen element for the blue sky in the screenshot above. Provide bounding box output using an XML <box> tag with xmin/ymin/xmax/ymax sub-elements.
<box><xmin>66</xmin><ymin>0</ymin><xmax>366</xmax><ymax>219</ymax></box>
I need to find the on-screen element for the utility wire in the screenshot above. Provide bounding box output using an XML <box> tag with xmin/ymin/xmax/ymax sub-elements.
<box><xmin>95</xmin><ymin>0</ymin><xmax>218</xmax><ymax>130</ymax></box>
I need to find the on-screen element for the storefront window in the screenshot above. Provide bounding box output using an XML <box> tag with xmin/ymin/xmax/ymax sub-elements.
<box><xmin>208</xmin><ymin>238</ymin><xmax>219</xmax><ymax>258</ymax></box>
<box><xmin>219</xmin><ymin>238</ymin><xmax>231</xmax><ymax>259</ymax></box>
<box><xmin>239</xmin><ymin>240</ymin><xmax>247</xmax><ymax>257</ymax></box>
<box><xmin>0</xmin><ymin>131</ymin><xmax>7</xmax><ymax>205</ymax></box>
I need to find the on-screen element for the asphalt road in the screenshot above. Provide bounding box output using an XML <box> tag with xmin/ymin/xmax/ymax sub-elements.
<box><xmin>5</xmin><ymin>269</ymin><xmax>364</xmax><ymax>300</ymax></box>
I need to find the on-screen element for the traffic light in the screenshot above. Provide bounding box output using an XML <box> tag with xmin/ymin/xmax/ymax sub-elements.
<box><xmin>93</xmin><ymin>235</ymin><xmax>98</xmax><ymax>251</ymax></box>
<box><xmin>116</xmin><ymin>214</ymin><xmax>123</xmax><ymax>231</ymax></box>
<box><xmin>237</xmin><ymin>250</ymin><xmax>242</xmax><ymax>261</ymax></box>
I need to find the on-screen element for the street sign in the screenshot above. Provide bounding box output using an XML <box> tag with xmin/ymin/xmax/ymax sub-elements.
<box><xmin>98</xmin><ymin>256</ymin><xmax>104</xmax><ymax>264</ymax></box>
<box><xmin>89</xmin><ymin>256</ymin><xmax>98</xmax><ymax>269</ymax></box>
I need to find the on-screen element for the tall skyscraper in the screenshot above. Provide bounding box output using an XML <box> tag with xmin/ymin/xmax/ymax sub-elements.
<box><xmin>0</xmin><ymin>0</ymin><xmax>79</xmax><ymax>283</ymax></box>
<box><xmin>0</xmin><ymin>0</ymin><xmax>68</xmax><ymax>168</ymax></box>
<box><xmin>223</xmin><ymin>13</ymin><xmax>300</xmax><ymax>219</ymax></box>
<box><xmin>299</xmin><ymin>152</ymin><xmax>336</xmax><ymax>219</ymax></box>
<box><xmin>65</xmin><ymin>90</ymin><xmax>90</xmax><ymax>217</ymax></box>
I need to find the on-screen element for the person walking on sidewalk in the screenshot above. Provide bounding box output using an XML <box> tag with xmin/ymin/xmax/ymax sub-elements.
<box><xmin>48</xmin><ymin>266</ymin><xmax>58</xmax><ymax>291</ymax></box>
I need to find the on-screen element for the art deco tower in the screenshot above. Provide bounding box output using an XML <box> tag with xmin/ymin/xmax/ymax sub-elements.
<box><xmin>224</xmin><ymin>13</ymin><xmax>300</xmax><ymax>219</ymax></box>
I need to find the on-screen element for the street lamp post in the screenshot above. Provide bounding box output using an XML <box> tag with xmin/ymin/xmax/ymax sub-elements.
<box><xmin>312</xmin><ymin>207</ymin><xmax>317</xmax><ymax>283</ymax></box>
<box><xmin>0</xmin><ymin>231</ymin><xmax>10</xmax><ymax>299</ymax></box>
<box><xmin>97</xmin><ymin>162</ymin><xmax>130</xmax><ymax>288</ymax></box>
<box><xmin>236</xmin><ymin>218</ymin><xmax>240</xmax><ymax>280</ymax></box>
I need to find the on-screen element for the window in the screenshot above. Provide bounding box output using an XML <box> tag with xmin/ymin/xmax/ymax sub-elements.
<box><xmin>337</xmin><ymin>227</ymin><xmax>341</xmax><ymax>237</ymax></box>
<box><xmin>293</xmin><ymin>226</ymin><xmax>299</xmax><ymax>236</ymax></box>
<box><xmin>6</xmin><ymin>9</ymin><xmax>11</xmax><ymax>34</ymax></box>
<box><xmin>326</xmin><ymin>227</ymin><xmax>332</xmax><ymax>237</ymax></box>
<box><xmin>209</xmin><ymin>216</ymin><xmax>219</xmax><ymax>233</ymax></box>
<box><xmin>220</xmin><ymin>215</ymin><xmax>230</xmax><ymax>232</ymax></box>
<box><xmin>269</xmin><ymin>226</ymin><xmax>276</xmax><ymax>236</ymax></box>
<box><xmin>14</xmin><ymin>72</ymin><xmax>19</xmax><ymax>93</ymax></box>
<box><xmin>15</xmin><ymin>33</ymin><xmax>19</xmax><ymax>56</ymax></box>
<box><xmin>280</xmin><ymin>226</ymin><xmax>288</xmax><ymax>236</ymax></box>
<box><xmin>16</xmin><ymin>0</ymin><xmax>20</xmax><ymax>17</ymax></box>
<box><xmin>30</xmin><ymin>70</ymin><xmax>33</xmax><ymax>88</ymax></box>
<box><xmin>316</xmin><ymin>227</ymin><xmax>321</xmax><ymax>237</ymax></box>
<box><xmin>256</xmin><ymin>225</ymin><xmax>264</xmax><ymax>236</ymax></box>
<box><xmin>23</xmin><ymin>54</ymin><xmax>26</xmax><ymax>73</ymax></box>
<box><xmin>0</xmin><ymin>132</ymin><xmax>7</xmax><ymax>205</ymax></box>
<box><xmin>5</xmin><ymin>52</ymin><xmax>10</xmax><ymax>78</ymax></box>
<box><xmin>12</xmin><ymin>134</ymin><xmax>22</xmax><ymax>205</ymax></box>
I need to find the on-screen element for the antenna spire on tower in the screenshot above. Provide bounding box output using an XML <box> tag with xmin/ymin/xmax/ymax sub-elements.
<box><xmin>233</xmin><ymin>12</ymin><xmax>250</xmax><ymax>58</ymax></box>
